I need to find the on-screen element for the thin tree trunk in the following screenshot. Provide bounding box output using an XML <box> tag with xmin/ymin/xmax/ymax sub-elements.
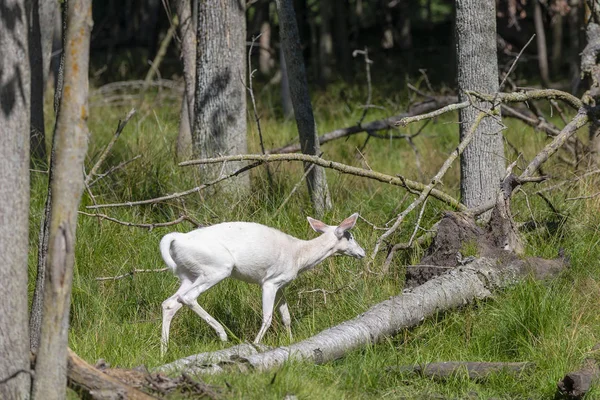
<box><xmin>319</xmin><ymin>0</ymin><xmax>334</xmax><ymax>85</ymax></box>
<box><xmin>32</xmin><ymin>0</ymin><xmax>92</xmax><ymax>398</ymax></box>
<box><xmin>280</xmin><ymin>46</ymin><xmax>294</xmax><ymax>119</ymax></box>
<box><xmin>456</xmin><ymin>0</ymin><xmax>505</xmax><ymax>211</ymax></box>
<box><xmin>193</xmin><ymin>0</ymin><xmax>249</xmax><ymax>192</ymax></box>
<box><xmin>258</xmin><ymin>1</ymin><xmax>274</xmax><ymax>75</ymax></box>
<box><xmin>569</xmin><ymin>0</ymin><xmax>582</xmax><ymax>93</ymax></box>
<box><xmin>173</xmin><ymin>0</ymin><xmax>195</xmax><ymax>160</ymax></box>
<box><xmin>30</xmin><ymin>0</ymin><xmax>68</xmax><ymax>353</ymax></box>
<box><xmin>534</xmin><ymin>0</ymin><xmax>551</xmax><ymax>86</ymax></box>
<box><xmin>0</xmin><ymin>0</ymin><xmax>32</xmax><ymax>397</ymax></box>
<box><xmin>551</xmin><ymin>13</ymin><xmax>564</xmax><ymax>76</ymax></box>
<box><xmin>333</xmin><ymin>0</ymin><xmax>352</xmax><ymax>80</ymax></box>
<box><xmin>275</xmin><ymin>0</ymin><xmax>332</xmax><ymax>216</ymax></box>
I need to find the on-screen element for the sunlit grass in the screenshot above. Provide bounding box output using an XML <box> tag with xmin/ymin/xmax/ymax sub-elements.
<box><xmin>27</xmin><ymin>82</ymin><xmax>600</xmax><ymax>398</ymax></box>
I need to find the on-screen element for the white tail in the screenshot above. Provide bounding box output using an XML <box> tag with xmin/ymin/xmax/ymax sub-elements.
<box><xmin>159</xmin><ymin>213</ymin><xmax>365</xmax><ymax>355</ymax></box>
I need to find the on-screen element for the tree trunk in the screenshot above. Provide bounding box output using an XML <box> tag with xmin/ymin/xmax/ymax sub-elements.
<box><xmin>257</xmin><ymin>1</ymin><xmax>274</xmax><ymax>75</ymax></box>
<box><xmin>193</xmin><ymin>0</ymin><xmax>249</xmax><ymax>192</ymax></box>
<box><xmin>280</xmin><ymin>46</ymin><xmax>294</xmax><ymax>119</ymax></box>
<box><xmin>569</xmin><ymin>0</ymin><xmax>582</xmax><ymax>93</ymax></box>
<box><xmin>534</xmin><ymin>0</ymin><xmax>551</xmax><ymax>86</ymax></box>
<box><xmin>551</xmin><ymin>13</ymin><xmax>564</xmax><ymax>76</ymax></box>
<box><xmin>582</xmin><ymin>6</ymin><xmax>600</xmax><ymax>165</ymax></box>
<box><xmin>319</xmin><ymin>0</ymin><xmax>334</xmax><ymax>85</ymax></box>
<box><xmin>30</xmin><ymin>0</ymin><xmax>68</xmax><ymax>353</ymax></box>
<box><xmin>0</xmin><ymin>0</ymin><xmax>32</xmax><ymax>397</ymax></box>
<box><xmin>275</xmin><ymin>0</ymin><xmax>332</xmax><ymax>216</ymax></box>
<box><xmin>333</xmin><ymin>0</ymin><xmax>352</xmax><ymax>80</ymax></box>
<box><xmin>173</xmin><ymin>0</ymin><xmax>195</xmax><ymax>160</ymax></box>
<box><xmin>32</xmin><ymin>0</ymin><xmax>92</xmax><ymax>398</ymax></box>
<box><xmin>455</xmin><ymin>0</ymin><xmax>505</xmax><ymax>211</ymax></box>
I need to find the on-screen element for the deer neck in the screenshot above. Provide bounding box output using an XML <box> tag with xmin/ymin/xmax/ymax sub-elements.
<box><xmin>295</xmin><ymin>234</ymin><xmax>337</xmax><ymax>274</ymax></box>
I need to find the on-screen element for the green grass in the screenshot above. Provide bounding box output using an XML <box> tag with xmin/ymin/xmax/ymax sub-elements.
<box><xmin>29</xmin><ymin>81</ymin><xmax>600</xmax><ymax>399</ymax></box>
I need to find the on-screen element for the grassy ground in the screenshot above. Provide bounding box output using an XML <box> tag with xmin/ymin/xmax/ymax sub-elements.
<box><xmin>30</xmin><ymin>81</ymin><xmax>600</xmax><ymax>399</ymax></box>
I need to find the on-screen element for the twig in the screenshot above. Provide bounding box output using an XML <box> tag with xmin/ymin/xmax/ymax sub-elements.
<box><xmin>144</xmin><ymin>17</ymin><xmax>177</xmax><ymax>84</ymax></box>
<box><xmin>88</xmin><ymin>155</ymin><xmax>142</xmax><ymax>187</ymax></box>
<box><xmin>79</xmin><ymin>211</ymin><xmax>202</xmax><ymax>230</ymax></box>
<box><xmin>395</xmin><ymin>101</ymin><xmax>470</xmax><ymax>127</ymax></box>
<box><xmin>371</xmin><ymin>111</ymin><xmax>490</xmax><ymax>262</ymax></box>
<box><xmin>273</xmin><ymin>163</ymin><xmax>315</xmax><ymax>217</ymax></box>
<box><xmin>498</xmin><ymin>34</ymin><xmax>535</xmax><ymax>93</ymax></box>
<box><xmin>96</xmin><ymin>268</ymin><xmax>170</xmax><ymax>281</ymax></box>
<box><xmin>179</xmin><ymin>153</ymin><xmax>465</xmax><ymax>211</ymax></box>
<box><xmin>84</xmin><ymin>108</ymin><xmax>136</xmax><ymax>186</ymax></box>
<box><xmin>87</xmin><ymin>161</ymin><xmax>262</xmax><ymax>209</ymax></box>
<box><xmin>353</xmin><ymin>47</ymin><xmax>373</xmax><ymax>126</ymax></box>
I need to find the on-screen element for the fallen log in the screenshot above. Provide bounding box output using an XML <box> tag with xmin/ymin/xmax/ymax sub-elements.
<box><xmin>67</xmin><ymin>348</ymin><xmax>157</xmax><ymax>399</ymax></box>
<box><xmin>387</xmin><ymin>361</ymin><xmax>535</xmax><ymax>380</ymax></box>
<box><xmin>159</xmin><ymin>252</ymin><xmax>565</xmax><ymax>375</ymax></box>
<box><xmin>557</xmin><ymin>344</ymin><xmax>600</xmax><ymax>399</ymax></box>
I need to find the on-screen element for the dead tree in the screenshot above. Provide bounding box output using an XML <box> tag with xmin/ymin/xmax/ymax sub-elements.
<box><xmin>31</xmin><ymin>0</ymin><xmax>92</xmax><ymax>398</ymax></box>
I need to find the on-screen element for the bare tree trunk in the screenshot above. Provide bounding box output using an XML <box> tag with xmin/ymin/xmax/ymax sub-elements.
<box><xmin>258</xmin><ymin>1</ymin><xmax>274</xmax><ymax>75</ymax></box>
<box><xmin>32</xmin><ymin>0</ymin><xmax>92</xmax><ymax>398</ymax></box>
<box><xmin>569</xmin><ymin>0</ymin><xmax>582</xmax><ymax>93</ymax></box>
<box><xmin>319</xmin><ymin>0</ymin><xmax>334</xmax><ymax>85</ymax></box>
<box><xmin>0</xmin><ymin>0</ymin><xmax>32</xmax><ymax>397</ymax></box>
<box><xmin>583</xmin><ymin>4</ymin><xmax>600</xmax><ymax>165</ymax></box>
<box><xmin>455</xmin><ymin>0</ymin><xmax>505</xmax><ymax>211</ymax></box>
<box><xmin>551</xmin><ymin>13</ymin><xmax>564</xmax><ymax>76</ymax></box>
<box><xmin>174</xmin><ymin>0</ymin><xmax>195</xmax><ymax>160</ymax></box>
<box><xmin>534</xmin><ymin>0</ymin><xmax>551</xmax><ymax>86</ymax></box>
<box><xmin>333</xmin><ymin>0</ymin><xmax>352</xmax><ymax>80</ymax></box>
<box><xmin>30</xmin><ymin>0</ymin><xmax>68</xmax><ymax>353</ymax></box>
<box><xmin>275</xmin><ymin>0</ymin><xmax>332</xmax><ymax>216</ymax></box>
<box><xmin>280</xmin><ymin>47</ymin><xmax>294</xmax><ymax>119</ymax></box>
<box><xmin>193</xmin><ymin>0</ymin><xmax>249</xmax><ymax>192</ymax></box>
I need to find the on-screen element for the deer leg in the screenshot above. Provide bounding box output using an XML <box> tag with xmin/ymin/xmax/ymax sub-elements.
<box><xmin>161</xmin><ymin>279</ymin><xmax>192</xmax><ymax>355</ymax></box>
<box><xmin>178</xmin><ymin>274</ymin><xmax>229</xmax><ymax>341</ymax></box>
<box><xmin>254</xmin><ymin>282</ymin><xmax>279</xmax><ymax>343</ymax></box>
<box><xmin>276</xmin><ymin>289</ymin><xmax>293</xmax><ymax>341</ymax></box>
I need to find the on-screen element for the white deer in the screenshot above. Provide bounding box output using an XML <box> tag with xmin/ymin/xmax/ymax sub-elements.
<box><xmin>159</xmin><ymin>213</ymin><xmax>365</xmax><ymax>354</ymax></box>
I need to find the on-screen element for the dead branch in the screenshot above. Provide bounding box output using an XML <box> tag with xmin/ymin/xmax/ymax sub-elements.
<box><xmin>371</xmin><ymin>111</ymin><xmax>491</xmax><ymax>261</ymax></box>
<box><xmin>88</xmin><ymin>155</ymin><xmax>142</xmax><ymax>187</ymax></box>
<box><xmin>353</xmin><ymin>47</ymin><xmax>373</xmax><ymax>126</ymax></box>
<box><xmin>387</xmin><ymin>361</ymin><xmax>534</xmax><ymax>380</ymax></box>
<box><xmin>78</xmin><ymin>211</ymin><xmax>201</xmax><ymax>230</ymax></box>
<box><xmin>268</xmin><ymin>96</ymin><xmax>458</xmax><ymax>154</ymax></box>
<box><xmin>84</xmin><ymin>108</ymin><xmax>136</xmax><ymax>186</ymax></box>
<box><xmin>87</xmin><ymin>161</ymin><xmax>262</xmax><ymax>209</ymax></box>
<box><xmin>179</xmin><ymin>153</ymin><xmax>465</xmax><ymax>211</ymax></box>
<box><xmin>95</xmin><ymin>268</ymin><xmax>169</xmax><ymax>281</ymax></box>
<box><xmin>468</xmin><ymin>89</ymin><xmax>583</xmax><ymax>110</ymax></box>
<box><xmin>395</xmin><ymin>101</ymin><xmax>469</xmax><ymax>127</ymax></box>
<box><xmin>67</xmin><ymin>348</ymin><xmax>156</xmax><ymax>399</ymax></box>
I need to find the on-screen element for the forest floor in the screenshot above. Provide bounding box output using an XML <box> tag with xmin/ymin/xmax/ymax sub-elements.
<box><xmin>31</xmin><ymin>80</ymin><xmax>600</xmax><ymax>399</ymax></box>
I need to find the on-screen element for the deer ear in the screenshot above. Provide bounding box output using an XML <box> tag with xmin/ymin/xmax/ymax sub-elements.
<box><xmin>307</xmin><ymin>217</ymin><xmax>328</xmax><ymax>233</ymax></box>
<box><xmin>335</xmin><ymin>213</ymin><xmax>359</xmax><ymax>237</ymax></box>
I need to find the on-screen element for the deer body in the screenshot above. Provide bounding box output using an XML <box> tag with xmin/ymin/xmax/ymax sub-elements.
<box><xmin>159</xmin><ymin>214</ymin><xmax>365</xmax><ymax>355</ymax></box>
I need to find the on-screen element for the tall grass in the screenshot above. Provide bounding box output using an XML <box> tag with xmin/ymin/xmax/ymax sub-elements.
<box><xmin>29</xmin><ymin>81</ymin><xmax>600</xmax><ymax>398</ymax></box>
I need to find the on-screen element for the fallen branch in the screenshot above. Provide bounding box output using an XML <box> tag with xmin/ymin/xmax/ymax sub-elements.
<box><xmin>159</xmin><ymin>255</ymin><xmax>565</xmax><ymax>375</ymax></box>
<box><xmin>95</xmin><ymin>268</ymin><xmax>169</xmax><ymax>282</ymax></box>
<box><xmin>67</xmin><ymin>348</ymin><xmax>156</xmax><ymax>399</ymax></box>
<box><xmin>179</xmin><ymin>153</ymin><xmax>465</xmax><ymax>211</ymax></box>
<box><xmin>87</xmin><ymin>161</ymin><xmax>262</xmax><ymax>209</ymax></box>
<box><xmin>268</xmin><ymin>96</ymin><xmax>458</xmax><ymax>154</ymax></box>
<box><xmin>79</xmin><ymin>211</ymin><xmax>201</xmax><ymax>231</ymax></box>
<box><xmin>467</xmin><ymin>88</ymin><xmax>583</xmax><ymax>110</ymax></box>
<box><xmin>387</xmin><ymin>361</ymin><xmax>535</xmax><ymax>380</ymax></box>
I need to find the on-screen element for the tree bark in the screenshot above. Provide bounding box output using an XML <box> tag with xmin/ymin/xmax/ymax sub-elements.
<box><xmin>0</xmin><ymin>0</ymin><xmax>32</xmax><ymax>397</ymax></box>
<box><xmin>557</xmin><ymin>344</ymin><xmax>600</xmax><ymax>399</ymax></box>
<box><xmin>333</xmin><ymin>0</ymin><xmax>352</xmax><ymax>80</ymax></box>
<box><xmin>173</xmin><ymin>0</ymin><xmax>195</xmax><ymax>160</ymax></box>
<box><xmin>275</xmin><ymin>0</ymin><xmax>332</xmax><ymax>216</ymax></box>
<box><xmin>280</xmin><ymin>46</ymin><xmax>294</xmax><ymax>119</ymax></box>
<box><xmin>318</xmin><ymin>0</ymin><xmax>334</xmax><ymax>85</ymax></box>
<box><xmin>193</xmin><ymin>0</ymin><xmax>249</xmax><ymax>191</ymax></box>
<box><xmin>161</xmin><ymin>256</ymin><xmax>565</xmax><ymax>374</ymax></box>
<box><xmin>455</xmin><ymin>0</ymin><xmax>505</xmax><ymax>211</ymax></box>
<box><xmin>534</xmin><ymin>0</ymin><xmax>551</xmax><ymax>86</ymax></box>
<box><xmin>32</xmin><ymin>0</ymin><xmax>92</xmax><ymax>398</ymax></box>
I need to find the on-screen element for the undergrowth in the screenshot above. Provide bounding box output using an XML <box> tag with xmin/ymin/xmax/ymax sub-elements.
<box><xmin>29</xmin><ymin>81</ymin><xmax>600</xmax><ymax>399</ymax></box>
